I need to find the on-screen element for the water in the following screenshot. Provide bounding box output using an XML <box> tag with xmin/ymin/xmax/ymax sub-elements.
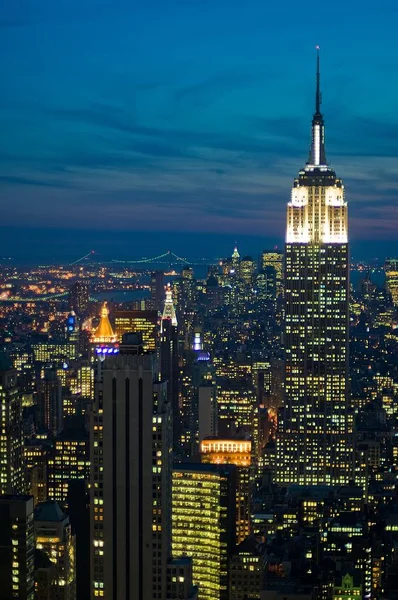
<box><xmin>92</xmin><ymin>289</ymin><xmax>150</xmax><ymax>303</ymax></box>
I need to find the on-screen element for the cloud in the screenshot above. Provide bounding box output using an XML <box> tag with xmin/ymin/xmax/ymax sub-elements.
<box><xmin>0</xmin><ymin>175</ymin><xmax>75</xmax><ymax>189</ymax></box>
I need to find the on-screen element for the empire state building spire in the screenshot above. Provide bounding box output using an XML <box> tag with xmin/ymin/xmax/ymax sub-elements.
<box><xmin>308</xmin><ymin>46</ymin><xmax>327</xmax><ymax>167</ymax></box>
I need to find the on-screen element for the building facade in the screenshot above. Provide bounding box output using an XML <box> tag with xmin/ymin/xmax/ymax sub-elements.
<box><xmin>0</xmin><ymin>495</ymin><xmax>35</xmax><ymax>600</ymax></box>
<box><xmin>160</xmin><ymin>285</ymin><xmax>179</xmax><ymax>450</ymax></box>
<box><xmin>0</xmin><ymin>352</ymin><xmax>25</xmax><ymax>495</ymax></box>
<box><xmin>276</xmin><ymin>51</ymin><xmax>352</xmax><ymax>486</ymax></box>
<box><xmin>34</xmin><ymin>501</ymin><xmax>76</xmax><ymax>600</ymax></box>
<box><xmin>90</xmin><ymin>334</ymin><xmax>172</xmax><ymax>600</ymax></box>
<box><xmin>114</xmin><ymin>309</ymin><xmax>158</xmax><ymax>351</ymax></box>
<box><xmin>172</xmin><ymin>463</ymin><xmax>236</xmax><ymax>600</ymax></box>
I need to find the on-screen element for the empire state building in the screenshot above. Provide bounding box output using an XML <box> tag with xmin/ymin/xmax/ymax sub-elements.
<box><xmin>276</xmin><ymin>50</ymin><xmax>352</xmax><ymax>486</ymax></box>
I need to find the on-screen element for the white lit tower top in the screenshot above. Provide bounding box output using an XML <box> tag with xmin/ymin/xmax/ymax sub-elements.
<box><xmin>286</xmin><ymin>47</ymin><xmax>348</xmax><ymax>245</ymax></box>
<box><xmin>161</xmin><ymin>284</ymin><xmax>178</xmax><ymax>330</ymax></box>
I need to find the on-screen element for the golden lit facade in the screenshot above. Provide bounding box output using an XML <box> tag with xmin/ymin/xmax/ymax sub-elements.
<box><xmin>114</xmin><ymin>310</ymin><xmax>158</xmax><ymax>351</ymax></box>
<box><xmin>78</xmin><ymin>364</ymin><xmax>94</xmax><ymax>399</ymax></box>
<box><xmin>172</xmin><ymin>465</ymin><xmax>235</xmax><ymax>600</ymax></box>
<box><xmin>200</xmin><ymin>439</ymin><xmax>252</xmax><ymax>544</ymax></box>
<box><xmin>32</xmin><ymin>342</ymin><xmax>77</xmax><ymax>363</ymax></box>
<box><xmin>276</xmin><ymin>51</ymin><xmax>352</xmax><ymax>487</ymax></box>
<box><xmin>91</xmin><ymin>303</ymin><xmax>117</xmax><ymax>344</ymax></box>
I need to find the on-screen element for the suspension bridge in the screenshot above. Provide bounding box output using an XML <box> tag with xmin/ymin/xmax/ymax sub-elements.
<box><xmin>0</xmin><ymin>291</ymin><xmax>100</xmax><ymax>304</ymax></box>
<box><xmin>69</xmin><ymin>249</ymin><xmax>211</xmax><ymax>267</ymax></box>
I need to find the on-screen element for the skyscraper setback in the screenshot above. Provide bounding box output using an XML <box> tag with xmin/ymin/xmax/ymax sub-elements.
<box><xmin>276</xmin><ymin>50</ymin><xmax>352</xmax><ymax>486</ymax></box>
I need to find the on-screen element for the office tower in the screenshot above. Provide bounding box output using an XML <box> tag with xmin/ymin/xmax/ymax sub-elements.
<box><xmin>201</xmin><ymin>438</ymin><xmax>252</xmax><ymax>544</ymax></box>
<box><xmin>35</xmin><ymin>501</ymin><xmax>76</xmax><ymax>600</ymax></box>
<box><xmin>167</xmin><ymin>558</ymin><xmax>198</xmax><ymax>600</ymax></box>
<box><xmin>255</xmin><ymin>268</ymin><xmax>276</xmax><ymax>301</ymax></box>
<box><xmin>32</xmin><ymin>340</ymin><xmax>77</xmax><ymax>363</ymax></box>
<box><xmin>186</xmin><ymin>349</ymin><xmax>217</xmax><ymax>456</ymax></box>
<box><xmin>24</xmin><ymin>441</ymin><xmax>48</xmax><ymax>505</ymax></box>
<box><xmin>240</xmin><ymin>256</ymin><xmax>255</xmax><ymax>286</ymax></box>
<box><xmin>35</xmin><ymin>549</ymin><xmax>56</xmax><ymax>599</ymax></box>
<box><xmin>217</xmin><ymin>382</ymin><xmax>254</xmax><ymax>438</ymax></box>
<box><xmin>0</xmin><ymin>495</ymin><xmax>35</xmax><ymax>600</ymax></box>
<box><xmin>9</xmin><ymin>345</ymin><xmax>34</xmax><ymax>393</ymax></box>
<box><xmin>114</xmin><ymin>309</ymin><xmax>158</xmax><ymax>351</ymax></box>
<box><xmin>48</xmin><ymin>417</ymin><xmax>90</xmax><ymax>506</ymax></box>
<box><xmin>150</xmin><ymin>270</ymin><xmax>165</xmax><ymax>311</ymax></box>
<box><xmin>260</xmin><ymin>251</ymin><xmax>283</xmax><ymax>297</ymax></box>
<box><xmin>206</xmin><ymin>273</ymin><xmax>223</xmax><ymax>310</ymax></box>
<box><xmin>229</xmin><ymin>536</ymin><xmax>266</xmax><ymax>600</ymax></box>
<box><xmin>90</xmin><ymin>334</ymin><xmax>172</xmax><ymax>600</ymax></box>
<box><xmin>0</xmin><ymin>352</ymin><xmax>25</xmax><ymax>494</ymax></box>
<box><xmin>70</xmin><ymin>281</ymin><xmax>89</xmax><ymax>316</ymax></box>
<box><xmin>67</xmin><ymin>479</ymin><xmax>90</xmax><ymax>600</ymax></box>
<box><xmin>78</xmin><ymin>362</ymin><xmax>94</xmax><ymax>399</ymax></box>
<box><xmin>276</xmin><ymin>50</ymin><xmax>351</xmax><ymax>486</ymax></box>
<box><xmin>36</xmin><ymin>367</ymin><xmax>63</xmax><ymax>436</ymax></box>
<box><xmin>172</xmin><ymin>463</ymin><xmax>236</xmax><ymax>600</ymax></box>
<box><xmin>160</xmin><ymin>284</ymin><xmax>179</xmax><ymax>449</ymax></box>
<box><xmin>385</xmin><ymin>258</ymin><xmax>398</xmax><ymax>306</ymax></box>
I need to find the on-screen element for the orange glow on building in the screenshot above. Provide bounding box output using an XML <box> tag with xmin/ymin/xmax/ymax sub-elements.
<box><xmin>200</xmin><ymin>439</ymin><xmax>252</xmax><ymax>467</ymax></box>
<box><xmin>200</xmin><ymin>438</ymin><xmax>252</xmax><ymax>544</ymax></box>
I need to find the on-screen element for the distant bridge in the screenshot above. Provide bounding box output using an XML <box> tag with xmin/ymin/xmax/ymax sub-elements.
<box><xmin>111</xmin><ymin>250</ymin><xmax>188</xmax><ymax>265</ymax></box>
<box><xmin>0</xmin><ymin>291</ymin><xmax>99</xmax><ymax>304</ymax></box>
<box><xmin>68</xmin><ymin>249</ymin><xmax>212</xmax><ymax>267</ymax></box>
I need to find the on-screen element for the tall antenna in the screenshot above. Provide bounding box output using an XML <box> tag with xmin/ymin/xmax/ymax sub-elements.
<box><xmin>315</xmin><ymin>45</ymin><xmax>321</xmax><ymax>114</ymax></box>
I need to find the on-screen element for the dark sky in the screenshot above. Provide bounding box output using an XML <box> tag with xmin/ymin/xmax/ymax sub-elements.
<box><xmin>0</xmin><ymin>0</ymin><xmax>397</xmax><ymax>260</ymax></box>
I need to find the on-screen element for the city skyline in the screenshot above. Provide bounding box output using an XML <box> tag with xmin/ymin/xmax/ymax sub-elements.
<box><xmin>1</xmin><ymin>0</ymin><xmax>398</xmax><ymax>260</ymax></box>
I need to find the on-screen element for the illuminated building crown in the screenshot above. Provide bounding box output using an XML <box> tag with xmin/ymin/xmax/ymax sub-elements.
<box><xmin>91</xmin><ymin>302</ymin><xmax>117</xmax><ymax>343</ymax></box>
<box><xmin>161</xmin><ymin>285</ymin><xmax>177</xmax><ymax>328</ymax></box>
<box><xmin>286</xmin><ymin>48</ymin><xmax>348</xmax><ymax>245</ymax></box>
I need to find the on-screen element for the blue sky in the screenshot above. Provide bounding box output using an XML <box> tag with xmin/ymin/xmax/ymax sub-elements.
<box><xmin>0</xmin><ymin>0</ymin><xmax>397</xmax><ymax>259</ymax></box>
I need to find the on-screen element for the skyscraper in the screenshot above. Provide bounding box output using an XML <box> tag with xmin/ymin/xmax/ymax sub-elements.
<box><xmin>90</xmin><ymin>334</ymin><xmax>172</xmax><ymax>600</ymax></box>
<box><xmin>260</xmin><ymin>251</ymin><xmax>283</xmax><ymax>298</ymax></box>
<box><xmin>34</xmin><ymin>501</ymin><xmax>76</xmax><ymax>600</ymax></box>
<box><xmin>276</xmin><ymin>50</ymin><xmax>352</xmax><ymax>486</ymax></box>
<box><xmin>48</xmin><ymin>418</ymin><xmax>90</xmax><ymax>507</ymax></box>
<box><xmin>70</xmin><ymin>281</ymin><xmax>89</xmax><ymax>316</ymax></box>
<box><xmin>385</xmin><ymin>258</ymin><xmax>398</xmax><ymax>306</ymax></box>
<box><xmin>200</xmin><ymin>438</ymin><xmax>252</xmax><ymax>544</ymax></box>
<box><xmin>0</xmin><ymin>495</ymin><xmax>35</xmax><ymax>600</ymax></box>
<box><xmin>172</xmin><ymin>463</ymin><xmax>236</xmax><ymax>600</ymax></box>
<box><xmin>114</xmin><ymin>309</ymin><xmax>158</xmax><ymax>351</ymax></box>
<box><xmin>36</xmin><ymin>367</ymin><xmax>63</xmax><ymax>436</ymax></box>
<box><xmin>150</xmin><ymin>270</ymin><xmax>165</xmax><ymax>311</ymax></box>
<box><xmin>0</xmin><ymin>352</ymin><xmax>25</xmax><ymax>495</ymax></box>
<box><xmin>160</xmin><ymin>284</ymin><xmax>179</xmax><ymax>450</ymax></box>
